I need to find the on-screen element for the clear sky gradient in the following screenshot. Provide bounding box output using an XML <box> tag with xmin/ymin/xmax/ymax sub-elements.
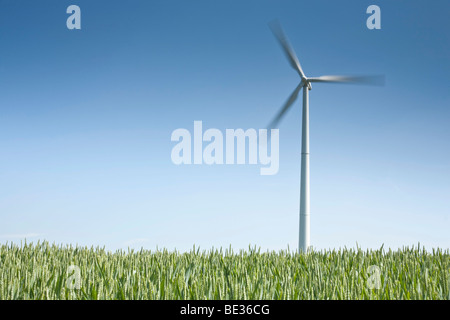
<box><xmin>1</xmin><ymin>0</ymin><xmax>449</xmax><ymax>252</ymax></box>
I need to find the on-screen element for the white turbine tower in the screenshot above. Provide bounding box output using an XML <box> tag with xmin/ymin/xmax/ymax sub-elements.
<box><xmin>267</xmin><ymin>20</ymin><xmax>384</xmax><ymax>253</ymax></box>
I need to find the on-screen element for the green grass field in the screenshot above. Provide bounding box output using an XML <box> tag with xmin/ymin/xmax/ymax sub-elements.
<box><xmin>0</xmin><ymin>241</ymin><xmax>449</xmax><ymax>300</ymax></box>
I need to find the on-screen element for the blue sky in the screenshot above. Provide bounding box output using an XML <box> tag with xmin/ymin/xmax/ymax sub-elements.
<box><xmin>0</xmin><ymin>0</ymin><xmax>449</xmax><ymax>252</ymax></box>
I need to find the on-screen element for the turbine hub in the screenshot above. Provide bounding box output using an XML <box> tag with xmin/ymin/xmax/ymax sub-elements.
<box><xmin>302</xmin><ymin>78</ymin><xmax>311</xmax><ymax>90</ymax></box>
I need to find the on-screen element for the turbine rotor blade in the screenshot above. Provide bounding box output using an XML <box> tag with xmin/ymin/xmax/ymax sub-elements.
<box><xmin>308</xmin><ymin>75</ymin><xmax>385</xmax><ymax>86</ymax></box>
<box><xmin>267</xmin><ymin>82</ymin><xmax>303</xmax><ymax>130</ymax></box>
<box><xmin>268</xmin><ymin>19</ymin><xmax>306</xmax><ymax>79</ymax></box>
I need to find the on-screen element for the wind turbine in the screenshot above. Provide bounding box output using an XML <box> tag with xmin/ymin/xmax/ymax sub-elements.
<box><xmin>267</xmin><ymin>20</ymin><xmax>384</xmax><ymax>253</ymax></box>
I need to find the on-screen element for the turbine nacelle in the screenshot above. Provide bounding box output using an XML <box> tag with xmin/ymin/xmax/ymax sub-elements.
<box><xmin>302</xmin><ymin>78</ymin><xmax>312</xmax><ymax>90</ymax></box>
